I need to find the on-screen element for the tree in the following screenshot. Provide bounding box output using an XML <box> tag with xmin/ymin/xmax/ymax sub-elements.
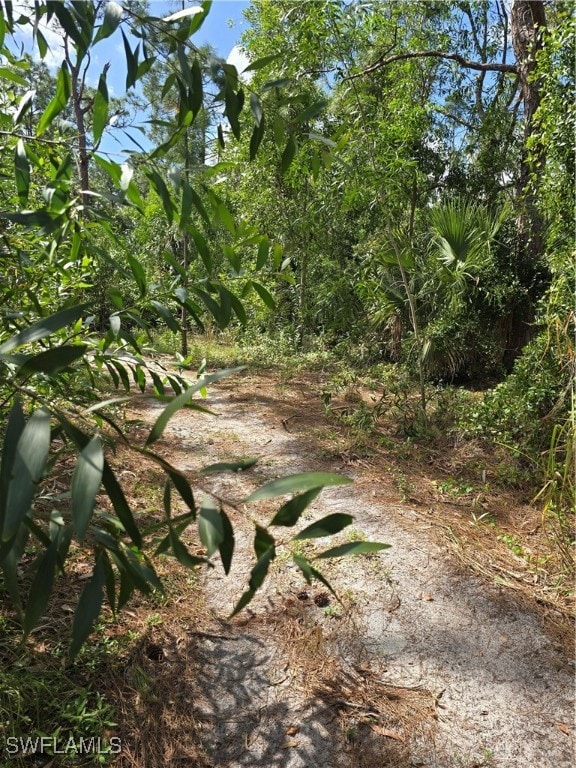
<box><xmin>0</xmin><ymin>1</ymin><xmax>387</xmax><ymax>658</ymax></box>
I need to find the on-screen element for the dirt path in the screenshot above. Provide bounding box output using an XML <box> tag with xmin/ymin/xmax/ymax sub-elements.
<box><xmin>128</xmin><ymin>371</ymin><xmax>574</xmax><ymax>768</ymax></box>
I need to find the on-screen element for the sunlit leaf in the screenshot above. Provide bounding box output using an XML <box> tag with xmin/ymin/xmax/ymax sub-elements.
<box><xmin>245</xmin><ymin>472</ymin><xmax>352</xmax><ymax>502</ymax></box>
<box><xmin>316</xmin><ymin>541</ymin><xmax>391</xmax><ymax>559</ymax></box>
<box><xmin>71</xmin><ymin>436</ymin><xmax>104</xmax><ymax>544</ymax></box>
<box><xmin>37</xmin><ymin>61</ymin><xmax>71</xmax><ymax>136</ymax></box>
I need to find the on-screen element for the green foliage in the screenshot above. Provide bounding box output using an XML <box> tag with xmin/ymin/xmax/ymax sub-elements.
<box><xmin>0</xmin><ymin>1</ymin><xmax>387</xmax><ymax>659</ymax></box>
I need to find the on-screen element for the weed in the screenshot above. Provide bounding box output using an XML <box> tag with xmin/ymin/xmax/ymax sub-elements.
<box><xmin>497</xmin><ymin>532</ymin><xmax>524</xmax><ymax>558</ymax></box>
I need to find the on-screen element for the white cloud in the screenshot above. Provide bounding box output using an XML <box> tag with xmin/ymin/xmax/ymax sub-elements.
<box><xmin>226</xmin><ymin>45</ymin><xmax>252</xmax><ymax>82</ymax></box>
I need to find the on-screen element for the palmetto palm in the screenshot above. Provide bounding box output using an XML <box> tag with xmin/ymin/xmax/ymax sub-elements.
<box><xmin>428</xmin><ymin>197</ymin><xmax>506</xmax><ymax>312</ymax></box>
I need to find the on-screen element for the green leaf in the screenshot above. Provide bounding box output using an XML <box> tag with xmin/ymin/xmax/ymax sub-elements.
<box><xmin>293</xmin><ymin>555</ymin><xmax>337</xmax><ymax>597</ymax></box>
<box><xmin>254</xmin><ymin>524</ymin><xmax>275</xmax><ymax>559</ymax></box>
<box><xmin>198</xmin><ymin>499</ymin><xmax>224</xmax><ymax>558</ymax></box>
<box><xmin>71</xmin><ymin>436</ymin><xmax>104</xmax><ymax>544</ymax></box>
<box><xmin>249</xmin><ymin>118</ymin><xmax>265</xmax><ymax>161</ymax></box>
<box><xmin>145</xmin><ymin>169</ymin><xmax>174</xmax><ymax>224</ymax></box>
<box><xmin>0</xmin><ymin>67</ymin><xmax>29</xmax><ymax>86</ymax></box>
<box><xmin>70</xmin><ymin>554</ymin><xmax>106</xmax><ymax>659</ymax></box>
<box><xmin>294</xmin><ymin>99</ymin><xmax>327</xmax><ymax>123</ymax></box>
<box><xmin>243</xmin><ymin>53</ymin><xmax>281</xmax><ymax>73</ymax></box>
<box><xmin>316</xmin><ymin>541</ymin><xmax>391</xmax><ymax>559</ymax></box>
<box><xmin>252</xmin><ymin>282</ymin><xmax>276</xmax><ymax>311</ymax></box>
<box><xmin>16</xmin><ymin>345</ymin><xmax>87</xmax><ymax>377</ymax></box>
<box><xmin>262</xmin><ymin>77</ymin><xmax>291</xmax><ymax>92</ymax></box>
<box><xmin>281</xmin><ymin>135</ymin><xmax>297</xmax><ymax>174</ymax></box>
<box><xmin>13</xmin><ymin>89</ymin><xmax>36</xmax><ymax>126</ymax></box>
<box><xmin>23</xmin><ymin>536</ymin><xmax>59</xmax><ymax>637</ymax></box>
<box><xmin>294</xmin><ymin>513</ymin><xmax>354</xmax><ymax>540</ymax></box>
<box><xmin>145</xmin><ymin>368</ymin><xmax>243</xmax><ymax>446</ymax></box>
<box><xmin>246</xmin><ymin>472</ymin><xmax>352</xmax><ymax>502</ymax></box>
<box><xmin>250</xmin><ymin>93</ymin><xmax>263</xmax><ymax>126</ymax></box>
<box><xmin>256</xmin><ymin>237</ymin><xmax>269</xmax><ymax>269</ymax></box>
<box><xmin>218</xmin><ymin>507</ymin><xmax>234</xmax><ymax>575</ymax></box>
<box><xmin>121</xmin><ymin>29</ymin><xmax>139</xmax><ymax>89</ymax></box>
<box><xmin>3</xmin><ymin>408</ymin><xmax>51</xmax><ymax>541</ymax></box>
<box><xmin>200</xmin><ymin>457</ymin><xmax>258</xmax><ymax>474</ymax></box>
<box><xmin>14</xmin><ymin>139</ymin><xmax>30</xmax><ymax>205</ymax></box>
<box><xmin>92</xmin><ymin>71</ymin><xmax>109</xmax><ymax>144</ymax></box>
<box><xmin>217</xmin><ymin>202</ymin><xmax>236</xmax><ymax>235</ymax></box>
<box><xmin>127</xmin><ymin>254</ymin><xmax>147</xmax><ymax>297</ymax></box>
<box><xmin>93</xmin><ymin>1</ymin><xmax>123</xmax><ymax>43</ymax></box>
<box><xmin>37</xmin><ymin>61</ymin><xmax>71</xmax><ymax>136</ymax></box>
<box><xmin>150</xmin><ymin>300</ymin><xmax>179</xmax><ymax>332</ymax></box>
<box><xmin>168</xmin><ymin>529</ymin><xmax>207</xmax><ymax>569</ymax></box>
<box><xmin>101</xmin><ymin>460</ymin><xmax>142</xmax><ymax>546</ymax></box>
<box><xmin>230</xmin><ymin>544</ymin><xmax>275</xmax><ymax>617</ymax></box>
<box><xmin>0</xmin><ymin>401</ymin><xmax>26</xmax><ymax>535</ymax></box>
<box><xmin>0</xmin><ymin>304</ymin><xmax>90</xmax><ymax>354</ymax></box>
<box><xmin>269</xmin><ymin>488</ymin><xmax>321</xmax><ymax>527</ymax></box>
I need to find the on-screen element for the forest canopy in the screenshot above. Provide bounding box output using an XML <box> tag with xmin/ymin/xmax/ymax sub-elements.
<box><xmin>0</xmin><ymin>0</ymin><xmax>573</xmax><ymax>654</ymax></box>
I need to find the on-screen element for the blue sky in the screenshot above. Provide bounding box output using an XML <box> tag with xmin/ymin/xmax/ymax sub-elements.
<box><xmin>15</xmin><ymin>1</ymin><xmax>251</xmax><ymax>158</ymax></box>
<box><xmin>101</xmin><ymin>1</ymin><xmax>252</xmax><ymax>157</ymax></box>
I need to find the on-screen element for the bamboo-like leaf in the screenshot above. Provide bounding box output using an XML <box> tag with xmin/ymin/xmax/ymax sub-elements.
<box><xmin>269</xmin><ymin>488</ymin><xmax>322</xmax><ymax>527</ymax></box>
<box><xmin>23</xmin><ymin>536</ymin><xmax>59</xmax><ymax>637</ymax></box>
<box><xmin>0</xmin><ymin>401</ymin><xmax>26</xmax><ymax>535</ymax></box>
<box><xmin>316</xmin><ymin>541</ymin><xmax>391</xmax><ymax>559</ymax></box>
<box><xmin>70</xmin><ymin>555</ymin><xmax>106</xmax><ymax>659</ymax></box>
<box><xmin>293</xmin><ymin>554</ymin><xmax>337</xmax><ymax>597</ymax></box>
<box><xmin>230</xmin><ymin>543</ymin><xmax>275</xmax><ymax>617</ymax></box>
<box><xmin>243</xmin><ymin>53</ymin><xmax>281</xmax><ymax>73</ymax></box>
<box><xmin>250</xmin><ymin>117</ymin><xmax>265</xmax><ymax>160</ymax></box>
<box><xmin>200</xmin><ymin>457</ymin><xmax>258</xmax><ymax>474</ymax></box>
<box><xmin>294</xmin><ymin>99</ymin><xmax>327</xmax><ymax>123</ymax></box>
<box><xmin>163</xmin><ymin>5</ymin><xmax>203</xmax><ymax>22</ymax></box>
<box><xmin>92</xmin><ymin>71</ymin><xmax>109</xmax><ymax>144</ymax></box>
<box><xmin>17</xmin><ymin>344</ymin><xmax>87</xmax><ymax>377</ymax></box>
<box><xmin>145</xmin><ymin>368</ymin><xmax>243</xmax><ymax>446</ymax></box>
<box><xmin>93</xmin><ymin>1</ymin><xmax>123</xmax><ymax>43</ymax></box>
<box><xmin>150</xmin><ymin>300</ymin><xmax>179</xmax><ymax>332</ymax></box>
<box><xmin>281</xmin><ymin>135</ymin><xmax>297</xmax><ymax>174</ymax></box>
<box><xmin>256</xmin><ymin>237</ymin><xmax>269</xmax><ymax>270</ymax></box>
<box><xmin>0</xmin><ymin>304</ymin><xmax>89</xmax><ymax>354</ymax></box>
<box><xmin>36</xmin><ymin>61</ymin><xmax>71</xmax><ymax>136</ymax></box>
<box><xmin>14</xmin><ymin>139</ymin><xmax>30</xmax><ymax>205</ymax></box>
<box><xmin>13</xmin><ymin>89</ymin><xmax>36</xmax><ymax>126</ymax></box>
<box><xmin>218</xmin><ymin>507</ymin><xmax>234</xmax><ymax>575</ymax></box>
<box><xmin>198</xmin><ymin>499</ymin><xmax>224</xmax><ymax>558</ymax></box>
<box><xmin>252</xmin><ymin>282</ymin><xmax>276</xmax><ymax>311</ymax></box>
<box><xmin>0</xmin><ymin>66</ymin><xmax>28</xmax><ymax>86</ymax></box>
<box><xmin>121</xmin><ymin>29</ymin><xmax>139</xmax><ymax>89</ymax></box>
<box><xmin>246</xmin><ymin>472</ymin><xmax>352</xmax><ymax>502</ymax></box>
<box><xmin>127</xmin><ymin>254</ymin><xmax>147</xmax><ymax>297</ymax></box>
<box><xmin>3</xmin><ymin>408</ymin><xmax>51</xmax><ymax>541</ymax></box>
<box><xmin>71</xmin><ymin>436</ymin><xmax>104</xmax><ymax>544</ymax></box>
<box><xmin>294</xmin><ymin>513</ymin><xmax>354</xmax><ymax>540</ymax></box>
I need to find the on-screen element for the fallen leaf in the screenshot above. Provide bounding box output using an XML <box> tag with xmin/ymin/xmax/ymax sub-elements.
<box><xmin>555</xmin><ymin>722</ymin><xmax>571</xmax><ymax>736</ymax></box>
<box><xmin>286</xmin><ymin>725</ymin><xmax>299</xmax><ymax>736</ymax></box>
<box><xmin>371</xmin><ymin>725</ymin><xmax>404</xmax><ymax>742</ymax></box>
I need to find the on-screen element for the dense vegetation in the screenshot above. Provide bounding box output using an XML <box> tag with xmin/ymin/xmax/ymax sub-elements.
<box><xmin>0</xmin><ymin>0</ymin><xmax>573</xmax><ymax>737</ymax></box>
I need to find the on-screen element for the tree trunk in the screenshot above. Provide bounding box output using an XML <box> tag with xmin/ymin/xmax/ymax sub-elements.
<box><xmin>506</xmin><ymin>0</ymin><xmax>548</xmax><ymax>363</ymax></box>
<box><xmin>510</xmin><ymin>0</ymin><xmax>547</xmax><ymax>261</ymax></box>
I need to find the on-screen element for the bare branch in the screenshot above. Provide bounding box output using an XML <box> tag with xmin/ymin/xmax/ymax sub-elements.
<box><xmin>347</xmin><ymin>50</ymin><xmax>517</xmax><ymax>80</ymax></box>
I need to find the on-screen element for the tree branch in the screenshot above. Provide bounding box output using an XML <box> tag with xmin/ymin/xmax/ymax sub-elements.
<box><xmin>347</xmin><ymin>50</ymin><xmax>517</xmax><ymax>80</ymax></box>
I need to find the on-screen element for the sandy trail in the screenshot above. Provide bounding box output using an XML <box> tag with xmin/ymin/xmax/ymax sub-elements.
<box><xmin>137</xmin><ymin>373</ymin><xmax>574</xmax><ymax>768</ymax></box>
